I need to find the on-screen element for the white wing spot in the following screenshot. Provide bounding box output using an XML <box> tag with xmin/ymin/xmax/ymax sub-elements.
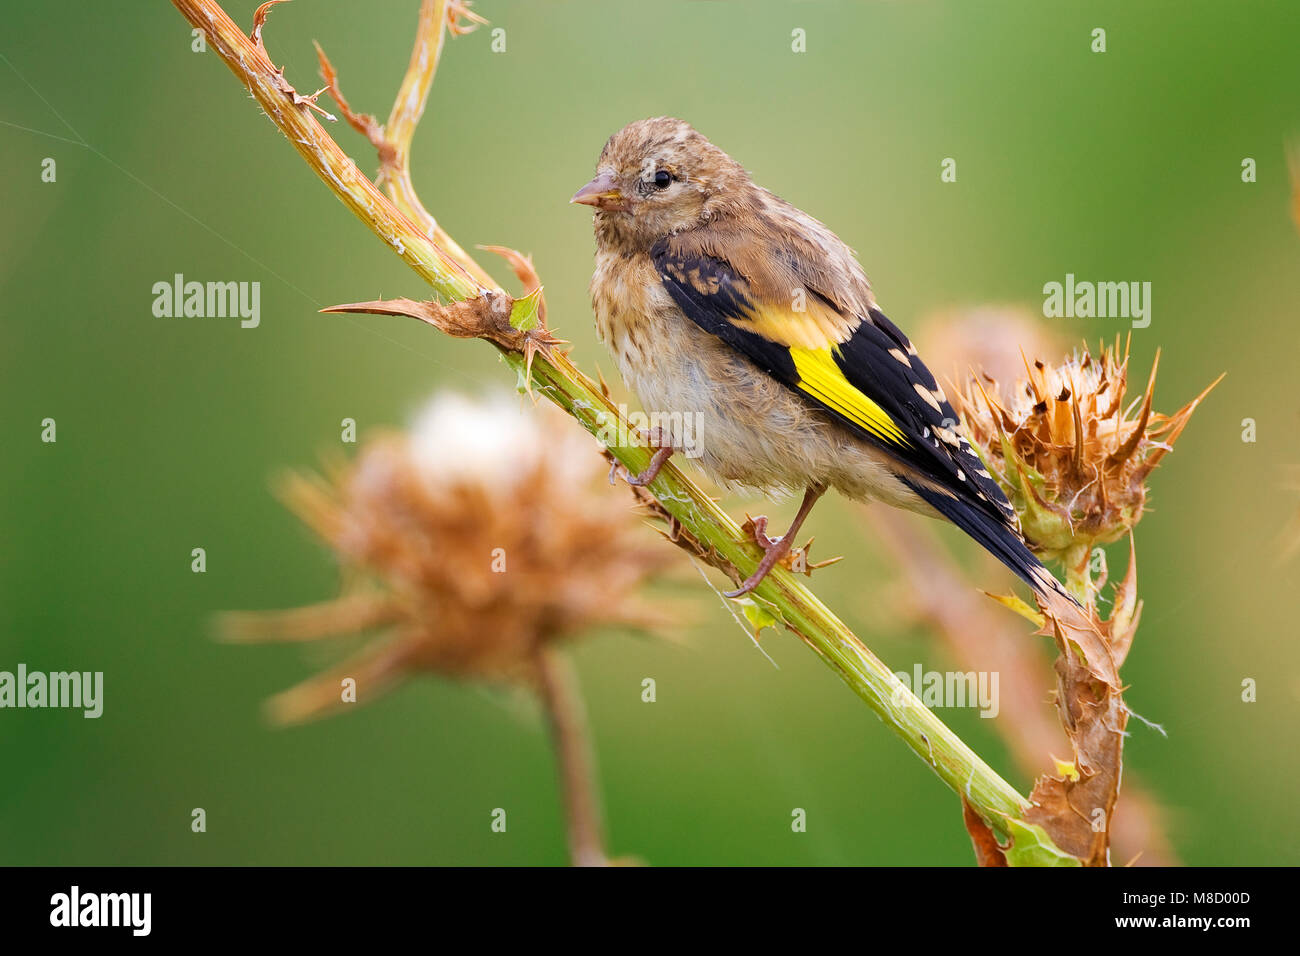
<box><xmin>934</xmin><ymin>425</ymin><xmax>962</xmax><ymax>448</ymax></box>
<box><xmin>914</xmin><ymin>383</ymin><xmax>942</xmax><ymax>412</ymax></box>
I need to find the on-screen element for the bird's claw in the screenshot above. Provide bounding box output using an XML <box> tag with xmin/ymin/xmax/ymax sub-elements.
<box><xmin>724</xmin><ymin>514</ymin><xmax>794</xmax><ymax>598</ymax></box>
<box><xmin>744</xmin><ymin>514</ymin><xmax>774</xmax><ymax>548</ymax></box>
<box><xmin>726</xmin><ymin>514</ymin><xmax>840</xmax><ymax>598</ymax></box>
<box><xmin>618</xmin><ymin>427</ymin><xmax>674</xmax><ymax>487</ymax></box>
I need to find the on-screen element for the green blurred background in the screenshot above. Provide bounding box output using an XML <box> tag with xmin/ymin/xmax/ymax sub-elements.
<box><xmin>2</xmin><ymin>0</ymin><xmax>1297</xmax><ymax>865</ymax></box>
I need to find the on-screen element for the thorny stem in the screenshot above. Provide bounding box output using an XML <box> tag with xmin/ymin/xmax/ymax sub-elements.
<box><xmin>1058</xmin><ymin>540</ymin><xmax>1127</xmax><ymax>867</ymax></box>
<box><xmin>1063</xmin><ymin>542</ymin><xmax>1094</xmax><ymax>608</ymax></box>
<box><xmin>868</xmin><ymin>509</ymin><xmax>1176</xmax><ymax>865</ymax></box>
<box><xmin>534</xmin><ymin>648</ymin><xmax>608</xmax><ymax>867</ymax></box>
<box><xmin>370</xmin><ymin>0</ymin><xmax>499</xmax><ymax>290</ymax></box>
<box><xmin>171</xmin><ymin>0</ymin><xmax>1037</xmax><ymax>842</ymax></box>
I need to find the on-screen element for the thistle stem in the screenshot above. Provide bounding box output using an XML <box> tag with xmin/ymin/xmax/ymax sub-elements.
<box><xmin>534</xmin><ymin>647</ymin><xmax>608</xmax><ymax>867</ymax></box>
<box><xmin>1063</xmin><ymin>543</ymin><xmax>1094</xmax><ymax>608</ymax></box>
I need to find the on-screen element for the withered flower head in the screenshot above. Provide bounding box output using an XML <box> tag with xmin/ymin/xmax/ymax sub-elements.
<box><xmin>954</xmin><ymin>337</ymin><xmax>1220</xmax><ymax>560</ymax></box>
<box><xmin>221</xmin><ymin>393</ymin><xmax>676</xmax><ymax>723</ymax></box>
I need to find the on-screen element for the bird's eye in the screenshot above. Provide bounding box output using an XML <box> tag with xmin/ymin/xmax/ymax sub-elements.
<box><xmin>653</xmin><ymin>169</ymin><xmax>673</xmax><ymax>189</ymax></box>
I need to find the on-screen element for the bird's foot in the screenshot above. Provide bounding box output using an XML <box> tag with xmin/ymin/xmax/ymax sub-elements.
<box><xmin>609</xmin><ymin>426</ymin><xmax>674</xmax><ymax>487</ymax></box>
<box><xmin>724</xmin><ymin>518</ymin><xmax>793</xmax><ymax>598</ymax></box>
<box><xmin>723</xmin><ymin>484</ymin><xmax>831</xmax><ymax>599</ymax></box>
<box><xmin>744</xmin><ymin>515</ymin><xmax>775</xmax><ymax>549</ymax></box>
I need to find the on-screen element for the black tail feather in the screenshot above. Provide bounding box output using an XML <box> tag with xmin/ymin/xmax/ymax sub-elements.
<box><xmin>900</xmin><ymin>478</ymin><xmax>1072</xmax><ymax>603</ymax></box>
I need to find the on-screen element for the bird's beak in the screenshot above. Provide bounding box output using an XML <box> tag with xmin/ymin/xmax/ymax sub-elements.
<box><xmin>570</xmin><ymin>172</ymin><xmax>627</xmax><ymax>212</ymax></box>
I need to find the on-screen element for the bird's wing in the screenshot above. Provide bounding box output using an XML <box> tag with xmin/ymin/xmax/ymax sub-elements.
<box><xmin>650</xmin><ymin>228</ymin><xmax>1018</xmax><ymax>533</ymax></box>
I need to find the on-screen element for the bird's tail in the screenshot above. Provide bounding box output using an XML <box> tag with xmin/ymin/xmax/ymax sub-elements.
<box><xmin>902</xmin><ymin>479</ymin><xmax>1083</xmax><ymax>612</ymax></box>
<box><xmin>901</xmin><ymin>477</ymin><xmax>1122</xmax><ymax>697</ymax></box>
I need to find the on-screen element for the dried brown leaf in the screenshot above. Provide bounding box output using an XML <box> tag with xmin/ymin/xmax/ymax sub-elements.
<box><xmin>962</xmin><ymin>798</ymin><xmax>1008</xmax><ymax>867</ymax></box>
<box><xmin>1036</xmin><ymin>589</ymin><xmax>1120</xmax><ymax>689</ymax></box>
<box><xmin>313</xmin><ymin>41</ymin><xmax>387</xmax><ymax>152</ymax></box>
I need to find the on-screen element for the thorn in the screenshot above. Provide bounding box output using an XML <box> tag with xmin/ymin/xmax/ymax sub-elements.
<box><xmin>1108</xmin><ymin>353</ymin><xmax>1157</xmax><ymax>468</ymax></box>
<box><xmin>448</xmin><ymin>0</ymin><xmax>489</xmax><ymax>36</ymax></box>
<box><xmin>292</xmin><ymin>86</ymin><xmax>336</xmax><ymax>121</ymax></box>
<box><xmin>1071</xmin><ymin>394</ymin><xmax>1085</xmax><ymax>474</ymax></box>
<box><xmin>251</xmin><ymin>0</ymin><xmax>291</xmax><ymax>50</ymax></box>
<box><xmin>1133</xmin><ymin>371</ymin><xmax>1224</xmax><ymax>480</ymax></box>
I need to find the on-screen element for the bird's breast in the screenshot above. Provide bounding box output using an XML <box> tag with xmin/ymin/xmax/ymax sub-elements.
<box><xmin>586</xmin><ymin>248</ymin><xmax>925</xmax><ymax>509</ymax></box>
<box><xmin>590</xmin><ymin>252</ymin><xmax>678</xmax><ymax>384</ymax></box>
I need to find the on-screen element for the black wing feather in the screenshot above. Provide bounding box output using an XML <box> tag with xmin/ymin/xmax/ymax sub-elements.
<box><xmin>649</xmin><ymin>241</ymin><xmax>1071</xmax><ymax>595</ymax></box>
<box><xmin>652</xmin><ymin>241</ymin><xmax>1014</xmax><ymax>522</ymax></box>
<box><xmin>834</xmin><ymin>306</ymin><xmax>1016</xmax><ymax>523</ymax></box>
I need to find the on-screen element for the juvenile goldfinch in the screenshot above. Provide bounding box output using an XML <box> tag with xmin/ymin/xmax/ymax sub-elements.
<box><xmin>572</xmin><ymin>117</ymin><xmax>1070</xmax><ymax>606</ymax></box>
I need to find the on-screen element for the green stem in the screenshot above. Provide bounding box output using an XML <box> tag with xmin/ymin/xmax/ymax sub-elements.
<box><xmin>1063</xmin><ymin>543</ymin><xmax>1094</xmax><ymax>609</ymax></box>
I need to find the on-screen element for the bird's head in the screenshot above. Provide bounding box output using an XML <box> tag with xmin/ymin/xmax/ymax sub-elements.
<box><xmin>571</xmin><ymin>117</ymin><xmax>749</xmax><ymax>250</ymax></box>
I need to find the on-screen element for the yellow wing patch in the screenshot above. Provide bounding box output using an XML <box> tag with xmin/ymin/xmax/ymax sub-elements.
<box><xmin>789</xmin><ymin>346</ymin><xmax>910</xmax><ymax>447</ymax></box>
<box><xmin>661</xmin><ymin>255</ymin><xmax>857</xmax><ymax>348</ymax></box>
<box><xmin>731</xmin><ymin>300</ymin><xmax>858</xmax><ymax>350</ymax></box>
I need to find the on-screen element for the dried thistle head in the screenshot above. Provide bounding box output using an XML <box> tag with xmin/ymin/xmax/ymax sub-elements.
<box><xmin>954</xmin><ymin>337</ymin><xmax>1220</xmax><ymax>561</ymax></box>
<box><xmin>221</xmin><ymin>393</ymin><xmax>678</xmax><ymax>723</ymax></box>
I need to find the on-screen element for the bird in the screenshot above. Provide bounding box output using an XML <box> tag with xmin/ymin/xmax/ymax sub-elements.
<box><xmin>571</xmin><ymin>116</ymin><xmax>1075</xmax><ymax>611</ymax></box>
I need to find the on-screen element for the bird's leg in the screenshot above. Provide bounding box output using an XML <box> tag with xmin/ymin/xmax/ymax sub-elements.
<box><xmin>626</xmin><ymin>446</ymin><xmax>673</xmax><ymax>487</ymax></box>
<box><xmin>614</xmin><ymin>426</ymin><xmax>674</xmax><ymax>487</ymax></box>
<box><xmin>724</xmin><ymin>483</ymin><xmax>827</xmax><ymax>598</ymax></box>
